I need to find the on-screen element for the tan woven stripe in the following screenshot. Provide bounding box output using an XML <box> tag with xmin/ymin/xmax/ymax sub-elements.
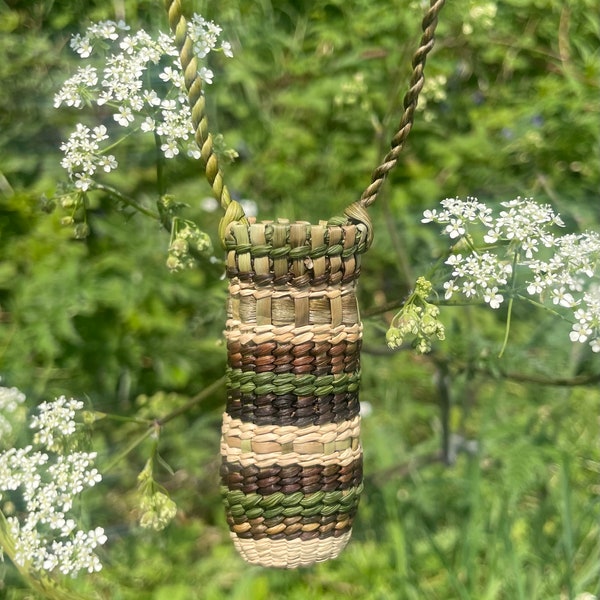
<box><xmin>222</xmin><ymin>414</ymin><xmax>360</xmax><ymax>450</ymax></box>
<box><xmin>225</xmin><ymin>322</ymin><xmax>362</xmax><ymax>347</ymax></box>
<box><xmin>230</xmin><ymin>529</ymin><xmax>352</xmax><ymax>568</ymax></box>
<box><xmin>227</xmin><ymin>283</ymin><xmax>359</xmax><ymax>327</ymax></box>
<box><xmin>221</xmin><ymin>414</ymin><xmax>362</xmax><ymax>468</ymax></box>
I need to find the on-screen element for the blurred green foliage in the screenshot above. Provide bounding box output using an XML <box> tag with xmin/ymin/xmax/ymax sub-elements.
<box><xmin>1</xmin><ymin>0</ymin><xmax>599</xmax><ymax>598</ymax></box>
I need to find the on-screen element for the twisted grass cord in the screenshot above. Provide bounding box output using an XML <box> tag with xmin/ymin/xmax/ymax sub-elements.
<box><xmin>164</xmin><ymin>0</ymin><xmax>247</xmax><ymax>240</ymax></box>
<box><xmin>358</xmin><ymin>0</ymin><xmax>446</xmax><ymax>209</ymax></box>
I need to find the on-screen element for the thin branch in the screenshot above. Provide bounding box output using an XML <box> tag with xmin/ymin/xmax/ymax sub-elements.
<box><xmin>435</xmin><ymin>353</ymin><xmax>600</xmax><ymax>388</ymax></box>
<box><xmin>92</xmin><ymin>183</ymin><xmax>160</xmax><ymax>220</ymax></box>
<box><xmin>367</xmin><ymin>450</ymin><xmax>445</xmax><ymax>486</ymax></box>
<box><xmin>156</xmin><ymin>375</ymin><xmax>227</xmax><ymax>427</ymax></box>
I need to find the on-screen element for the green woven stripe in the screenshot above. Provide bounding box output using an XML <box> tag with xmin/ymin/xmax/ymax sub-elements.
<box><xmin>224</xmin><ymin>221</ymin><xmax>369</xmax><ymax>260</ymax></box>
<box><xmin>221</xmin><ymin>483</ymin><xmax>363</xmax><ymax>520</ymax></box>
<box><xmin>225</xmin><ymin>242</ymin><xmax>359</xmax><ymax>260</ymax></box>
<box><xmin>227</xmin><ymin>368</ymin><xmax>361</xmax><ymax>397</ymax></box>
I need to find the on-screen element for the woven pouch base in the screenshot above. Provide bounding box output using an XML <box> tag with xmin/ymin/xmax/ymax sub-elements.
<box><xmin>230</xmin><ymin>530</ymin><xmax>352</xmax><ymax>568</ymax></box>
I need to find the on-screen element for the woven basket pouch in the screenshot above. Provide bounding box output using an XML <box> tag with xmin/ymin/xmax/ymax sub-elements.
<box><xmin>220</xmin><ymin>217</ymin><xmax>369</xmax><ymax>568</ymax></box>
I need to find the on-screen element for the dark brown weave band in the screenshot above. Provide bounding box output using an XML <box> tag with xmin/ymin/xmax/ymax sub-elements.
<box><xmin>221</xmin><ymin>457</ymin><xmax>364</xmax><ymax>496</ymax></box>
<box><xmin>227</xmin><ymin>336</ymin><xmax>361</xmax><ymax>375</ymax></box>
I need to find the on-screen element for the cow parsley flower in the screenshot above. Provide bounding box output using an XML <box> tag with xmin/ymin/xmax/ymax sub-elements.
<box><xmin>0</xmin><ymin>392</ymin><xmax>106</xmax><ymax>577</ymax></box>
<box><xmin>54</xmin><ymin>16</ymin><xmax>234</xmax><ymax>188</ymax></box>
<box><xmin>423</xmin><ymin>196</ymin><xmax>600</xmax><ymax>352</ymax></box>
<box><xmin>0</xmin><ymin>383</ymin><xmax>26</xmax><ymax>444</ymax></box>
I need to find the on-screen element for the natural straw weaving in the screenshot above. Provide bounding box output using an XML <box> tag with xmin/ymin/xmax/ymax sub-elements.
<box><xmin>220</xmin><ymin>219</ymin><xmax>368</xmax><ymax>567</ymax></box>
<box><xmin>165</xmin><ymin>0</ymin><xmax>446</xmax><ymax>568</ymax></box>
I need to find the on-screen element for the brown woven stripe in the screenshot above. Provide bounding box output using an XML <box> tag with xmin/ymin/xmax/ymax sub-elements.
<box><xmin>221</xmin><ymin>456</ymin><xmax>363</xmax><ymax>496</ymax></box>
<box><xmin>227</xmin><ymin>336</ymin><xmax>361</xmax><ymax>375</ymax></box>
<box><xmin>226</xmin><ymin>390</ymin><xmax>360</xmax><ymax>427</ymax></box>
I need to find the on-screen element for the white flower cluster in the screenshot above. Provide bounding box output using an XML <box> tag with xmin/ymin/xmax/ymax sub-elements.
<box><xmin>59</xmin><ymin>124</ymin><xmax>116</xmax><ymax>193</ymax></box>
<box><xmin>188</xmin><ymin>14</ymin><xmax>233</xmax><ymax>61</ymax></box>
<box><xmin>423</xmin><ymin>196</ymin><xmax>600</xmax><ymax>352</ymax></box>
<box><xmin>54</xmin><ymin>17</ymin><xmax>233</xmax><ymax>190</ymax></box>
<box><xmin>0</xmin><ymin>384</ymin><xmax>26</xmax><ymax>443</ymax></box>
<box><xmin>0</xmin><ymin>394</ymin><xmax>106</xmax><ymax>576</ymax></box>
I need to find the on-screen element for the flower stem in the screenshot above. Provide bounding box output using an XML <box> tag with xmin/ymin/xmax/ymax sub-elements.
<box><xmin>92</xmin><ymin>183</ymin><xmax>160</xmax><ymax>219</ymax></box>
<box><xmin>154</xmin><ymin>132</ymin><xmax>166</xmax><ymax>199</ymax></box>
<box><xmin>498</xmin><ymin>250</ymin><xmax>520</xmax><ymax>358</ymax></box>
<box><xmin>102</xmin><ymin>427</ymin><xmax>155</xmax><ymax>474</ymax></box>
<box><xmin>156</xmin><ymin>376</ymin><xmax>226</xmax><ymax>426</ymax></box>
<box><xmin>498</xmin><ymin>295</ymin><xmax>513</xmax><ymax>358</ymax></box>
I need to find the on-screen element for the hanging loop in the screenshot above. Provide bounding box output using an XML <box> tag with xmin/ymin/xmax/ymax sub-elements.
<box><xmin>356</xmin><ymin>0</ymin><xmax>446</xmax><ymax>213</ymax></box>
<box><xmin>164</xmin><ymin>0</ymin><xmax>248</xmax><ymax>245</ymax></box>
<box><xmin>165</xmin><ymin>0</ymin><xmax>445</xmax><ymax>250</ymax></box>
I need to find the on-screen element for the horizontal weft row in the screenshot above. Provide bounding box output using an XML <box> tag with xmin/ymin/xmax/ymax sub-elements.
<box><xmin>224</xmin><ymin>219</ymin><xmax>369</xmax><ymax>288</ymax></box>
<box><xmin>226</xmin><ymin>368</ymin><xmax>360</xmax><ymax>427</ymax></box>
<box><xmin>227</xmin><ymin>282</ymin><xmax>360</xmax><ymax>328</ymax></box>
<box><xmin>227</xmin><ymin>333</ymin><xmax>361</xmax><ymax>376</ymax></box>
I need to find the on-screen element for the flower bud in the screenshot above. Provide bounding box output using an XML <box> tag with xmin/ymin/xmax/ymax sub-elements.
<box><xmin>386</xmin><ymin>327</ymin><xmax>403</xmax><ymax>349</ymax></box>
<box><xmin>414</xmin><ymin>276</ymin><xmax>433</xmax><ymax>299</ymax></box>
<box><xmin>74</xmin><ymin>222</ymin><xmax>90</xmax><ymax>238</ymax></box>
<box><xmin>396</xmin><ymin>310</ymin><xmax>419</xmax><ymax>336</ymax></box>
<box><xmin>169</xmin><ymin>238</ymin><xmax>188</xmax><ymax>255</ymax></box>
<box><xmin>166</xmin><ymin>255</ymin><xmax>181</xmax><ymax>272</ymax></box>
<box><xmin>420</xmin><ymin>313</ymin><xmax>439</xmax><ymax>336</ymax></box>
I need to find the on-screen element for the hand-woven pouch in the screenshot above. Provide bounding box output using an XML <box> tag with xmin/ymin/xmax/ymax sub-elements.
<box><xmin>220</xmin><ymin>218</ymin><xmax>369</xmax><ymax>567</ymax></box>
<box><xmin>164</xmin><ymin>0</ymin><xmax>445</xmax><ymax>568</ymax></box>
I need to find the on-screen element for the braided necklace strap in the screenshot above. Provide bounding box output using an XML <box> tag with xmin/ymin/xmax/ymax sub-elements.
<box><xmin>164</xmin><ymin>0</ymin><xmax>247</xmax><ymax>241</ymax></box>
<box><xmin>355</xmin><ymin>0</ymin><xmax>446</xmax><ymax>215</ymax></box>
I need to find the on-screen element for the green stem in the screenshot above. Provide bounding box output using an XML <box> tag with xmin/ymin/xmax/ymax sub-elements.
<box><xmin>156</xmin><ymin>376</ymin><xmax>227</xmax><ymax>427</ymax></box>
<box><xmin>515</xmin><ymin>293</ymin><xmax>573</xmax><ymax>322</ymax></box>
<box><xmin>154</xmin><ymin>132</ymin><xmax>166</xmax><ymax>199</ymax></box>
<box><xmin>98</xmin><ymin>125</ymin><xmax>137</xmax><ymax>154</ymax></box>
<box><xmin>92</xmin><ymin>183</ymin><xmax>160</xmax><ymax>219</ymax></box>
<box><xmin>101</xmin><ymin>377</ymin><xmax>226</xmax><ymax>472</ymax></box>
<box><xmin>102</xmin><ymin>427</ymin><xmax>155</xmax><ymax>474</ymax></box>
<box><xmin>498</xmin><ymin>295</ymin><xmax>513</xmax><ymax>358</ymax></box>
<box><xmin>498</xmin><ymin>250</ymin><xmax>520</xmax><ymax>358</ymax></box>
<box><xmin>92</xmin><ymin>411</ymin><xmax>151</xmax><ymax>426</ymax></box>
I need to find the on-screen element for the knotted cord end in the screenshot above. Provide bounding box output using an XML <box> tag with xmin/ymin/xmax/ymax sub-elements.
<box><xmin>219</xmin><ymin>200</ymin><xmax>249</xmax><ymax>247</ymax></box>
<box><xmin>344</xmin><ymin>201</ymin><xmax>374</xmax><ymax>252</ymax></box>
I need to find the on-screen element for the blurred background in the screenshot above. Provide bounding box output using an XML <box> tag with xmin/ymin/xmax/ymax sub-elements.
<box><xmin>0</xmin><ymin>0</ymin><xmax>599</xmax><ymax>598</ymax></box>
